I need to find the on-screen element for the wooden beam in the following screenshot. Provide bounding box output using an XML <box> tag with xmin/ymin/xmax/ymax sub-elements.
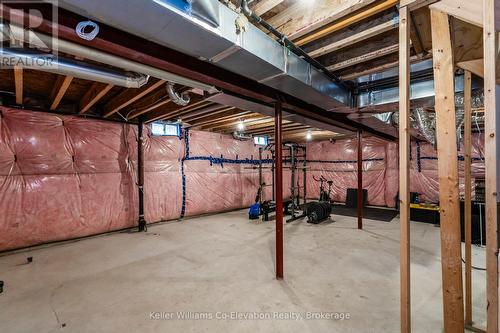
<box><xmin>295</xmin><ymin>0</ymin><xmax>398</xmax><ymax>46</ymax></box>
<box><xmin>13</xmin><ymin>65</ymin><xmax>23</xmax><ymax>105</ymax></box>
<box><xmin>430</xmin><ymin>0</ymin><xmax>500</xmax><ymax>30</ymax></box>
<box><xmin>399</xmin><ymin>6</ymin><xmax>411</xmax><ymax>333</ymax></box>
<box><xmin>50</xmin><ymin>76</ymin><xmax>73</xmax><ymax>111</ymax></box>
<box><xmin>79</xmin><ymin>82</ymin><xmax>114</xmax><ymax>114</ymax></box>
<box><xmin>326</xmin><ymin>44</ymin><xmax>399</xmax><ymax>71</ymax></box>
<box><xmin>309</xmin><ymin>18</ymin><xmax>399</xmax><ymax>58</ymax></box>
<box><xmin>463</xmin><ymin>70</ymin><xmax>473</xmax><ymax>327</ymax></box>
<box><xmin>430</xmin><ymin>9</ymin><xmax>465</xmax><ymax>332</ymax></box>
<box><xmin>401</xmin><ymin>0</ymin><xmax>438</xmax><ymax>10</ymax></box>
<box><xmin>268</xmin><ymin>0</ymin><xmax>378</xmax><ymax>41</ymax></box>
<box><xmin>483</xmin><ymin>1</ymin><xmax>499</xmax><ymax>332</ymax></box>
<box><xmin>252</xmin><ymin>0</ymin><xmax>283</xmax><ymax>16</ymax></box>
<box><xmin>457</xmin><ymin>58</ymin><xmax>500</xmax><ymax>84</ymax></box>
<box><xmin>103</xmin><ymin>79</ymin><xmax>165</xmax><ymax>118</ymax></box>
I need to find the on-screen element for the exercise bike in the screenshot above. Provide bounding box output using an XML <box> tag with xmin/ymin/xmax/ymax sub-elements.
<box><xmin>314</xmin><ymin>175</ymin><xmax>333</xmax><ymax>203</ymax></box>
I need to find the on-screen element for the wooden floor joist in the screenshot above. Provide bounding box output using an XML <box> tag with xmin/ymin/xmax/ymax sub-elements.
<box><xmin>399</xmin><ymin>6</ymin><xmax>411</xmax><ymax>333</ymax></box>
<box><xmin>252</xmin><ymin>0</ymin><xmax>283</xmax><ymax>16</ymax></box>
<box><xmin>103</xmin><ymin>79</ymin><xmax>165</xmax><ymax>118</ymax></box>
<box><xmin>13</xmin><ymin>66</ymin><xmax>23</xmax><ymax>105</ymax></box>
<box><xmin>294</xmin><ymin>0</ymin><xmax>398</xmax><ymax>46</ymax></box>
<box><xmin>268</xmin><ymin>0</ymin><xmax>378</xmax><ymax>42</ymax></box>
<box><xmin>326</xmin><ymin>44</ymin><xmax>399</xmax><ymax>71</ymax></box>
<box><xmin>50</xmin><ymin>75</ymin><xmax>73</xmax><ymax>111</ymax></box>
<box><xmin>430</xmin><ymin>9</ymin><xmax>465</xmax><ymax>333</ymax></box>
<box><xmin>308</xmin><ymin>18</ymin><xmax>399</xmax><ymax>58</ymax></box>
<box><xmin>79</xmin><ymin>82</ymin><xmax>114</xmax><ymax>114</ymax></box>
<box><xmin>483</xmin><ymin>1</ymin><xmax>499</xmax><ymax>332</ymax></box>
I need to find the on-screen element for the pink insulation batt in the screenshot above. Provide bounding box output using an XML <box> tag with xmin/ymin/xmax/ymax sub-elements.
<box><xmin>0</xmin><ymin>107</ymin><xmax>485</xmax><ymax>251</ymax></box>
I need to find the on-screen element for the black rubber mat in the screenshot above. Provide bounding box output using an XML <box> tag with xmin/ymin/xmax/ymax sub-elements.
<box><xmin>331</xmin><ymin>204</ymin><xmax>398</xmax><ymax>222</ymax></box>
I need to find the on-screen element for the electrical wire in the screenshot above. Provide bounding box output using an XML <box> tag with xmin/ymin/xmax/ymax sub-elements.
<box><xmin>75</xmin><ymin>21</ymin><xmax>100</xmax><ymax>41</ymax></box>
<box><xmin>461</xmin><ymin>257</ymin><xmax>486</xmax><ymax>271</ymax></box>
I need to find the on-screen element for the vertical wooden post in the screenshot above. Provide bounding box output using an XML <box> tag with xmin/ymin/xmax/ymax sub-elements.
<box><xmin>463</xmin><ymin>70</ymin><xmax>473</xmax><ymax>327</ymax></box>
<box><xmin>275</xmin><ymin>101</ymin><xmax>284</xmax><ymax>280</ymax></box>
<box><xmin>483</xmin><ymin>1</ymin><xmax>499</xmax><ymax>331</ymax></box>
<box><xmin>399</xmin><ymin>6</ymin><xmax>411</xmax><ymax>333</ymax></box>
<box><xmin>430</xmin><ymin>9</ymin><xmax>465</xmax><ymax>332</ymax></box>
<box><xmin>357</xmin><ymin>129</ymin><xmax>363</xmax><ymax>230</ymax></box>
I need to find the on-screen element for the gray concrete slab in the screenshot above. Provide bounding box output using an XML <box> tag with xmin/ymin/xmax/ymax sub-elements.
<box><xmin>0</xmin><ymin>211</ymin><xmax>489</xmax><ymax>332</ymax></box>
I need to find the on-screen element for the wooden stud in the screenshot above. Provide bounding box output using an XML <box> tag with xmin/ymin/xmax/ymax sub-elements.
<box><xmin>399</xmin><ymin>6</ymin><xmax>411</xmax><ymax>333</ymax></box>
<box><xmin>463</xmin><ymin>70</ymin><xmax>473</xmax><ymax>327</ymax></box>
<box><xmin>430</xmin><ymin>9</ymin><xmax>465</xmax><ymax>332</ymax></box>
<box><xmin>103</xmin><ymin>79</ymin><xmax>165</xmax><ymax>118</ymax></box>
<box><xmin>483</xmin><ymin>0</ymin><xmax>499</xmax><ymax>332</ymax></box>
<box><xmin>79</xmin><ymin>82</ymin><xmax>114</xmax><ymax>114</ymax></box>
<box><xmin>309</xmin><ymin>19</ymin><xmax>398</xmax><ymax>58</ymax></box>
<box><xmin>274</xmin><ymin>101</ymin><xmax>283</xmax><ymax>280</ymax></box>
<box><xmin>13</xmin><ymin>65</ymin><xmax>23</xmax><ymax>105</ymax></box>
<box><xmin>50</xmin><ymin>76</ymin><xmax>73</xmax><ymax>111</ymax></box>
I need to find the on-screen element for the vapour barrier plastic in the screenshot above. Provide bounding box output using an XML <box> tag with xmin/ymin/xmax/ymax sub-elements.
<box><xmin>305</xmin><ymin>137</ymin><xmax>387</xmax><ymax>206</ymax></box>
<box><xmin>141</xmin><ymin>126</ymin><xmax>184</xmax><ymax>222</ymax></box>
<box><xmin>0</xmin><ymin>107</ymin><xmax>138</xmax><ymax>251</ymax></box>
<box><xmin>0</xmin><ymin>106</ymin><xmax>486</xmax><ymax>251</ymax></box>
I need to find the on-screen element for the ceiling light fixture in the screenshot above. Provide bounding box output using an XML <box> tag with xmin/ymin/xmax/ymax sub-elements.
<box><xmin>237</xmin><ymin>119</ymin><xmax>245</xmax><ymax>131</ymax></box>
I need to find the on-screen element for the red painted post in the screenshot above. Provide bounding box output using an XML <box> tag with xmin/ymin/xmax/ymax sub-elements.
<box><xmin>357</xmin><ymin>130</ymin><xmax>363</xmax><ymax>230</ymax></box>
<box><xmin>275</xmin><ymin>101</ymin><xmax>284</xmax><ymax>279</ymax></box>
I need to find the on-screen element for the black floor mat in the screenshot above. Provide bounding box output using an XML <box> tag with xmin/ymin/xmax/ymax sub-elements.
<box><xmin>331</xmin><ymin>205</ymin><xmax>398</xmax><ymax>222</ymax></box>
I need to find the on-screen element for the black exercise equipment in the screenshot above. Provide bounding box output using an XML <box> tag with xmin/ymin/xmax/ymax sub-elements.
<box><xmin>305</xmin><ymin>202</ymin><xmax>332</xmax><ymax>224</ymax></box>
<box><xmin>346</xmin><ymin>188</ymin><xmax>367</xmax><ymax>208</ymax></box>
<box><xmin>305</xmin><ymin>175</ymin><xmax>334</xmax><ymax>224</ymax></box>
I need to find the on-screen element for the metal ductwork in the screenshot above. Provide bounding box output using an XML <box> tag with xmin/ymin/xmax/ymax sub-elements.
<box><xmin>0</xmin><ymin>47</ymin><xmax>149</xmax><ymax>88</ymax></box>
<box><xmin>232</xmin><ymin>131</ymin><xmax>252</xmax><ymax>141</ymax></box>
<box><xmin>56</xmin><ymin>0</ymin><xmax>350</xmax><ymax>109</ymax></box>
<box><xmin>166</xmin><ymin>82</ymin><xmax>190</xmax><ymax>106</ymax></box>
<box><xmin>1</xmin><ymin>23</ymin><xmax>217</xmax><ymax>93</ymax></box>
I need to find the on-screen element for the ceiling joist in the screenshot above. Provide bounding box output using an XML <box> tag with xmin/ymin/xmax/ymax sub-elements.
<box><xmin>50</xmin><ymin>75</ymin><xmax>73</xmax><ymax>111</ymax></box>
<box><xmin>79</xmin><ymin>82</ymin><xmax>114</xmax><ymax>114</ymax></box>
<box><xmin>103</xmin><ymin>79</ymin><xmax>165</xmax><ymax>118</ymax></box>
<box><xmin>13</xmin><ymin>66</ymin><xmax>23</xmax><ymax>105</ymax></box>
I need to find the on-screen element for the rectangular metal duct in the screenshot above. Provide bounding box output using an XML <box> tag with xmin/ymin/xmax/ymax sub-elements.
<box><xmin>57</xmin><ymin>0</ymin><xmax>350</xmax><ymax>109</ymax></box>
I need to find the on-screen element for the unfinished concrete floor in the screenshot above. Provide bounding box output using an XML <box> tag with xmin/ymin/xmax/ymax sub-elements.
<box><xmin>0</xmin><ymin>211</ymin><xmax>489</xmax><ymax>333</ymax></box>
